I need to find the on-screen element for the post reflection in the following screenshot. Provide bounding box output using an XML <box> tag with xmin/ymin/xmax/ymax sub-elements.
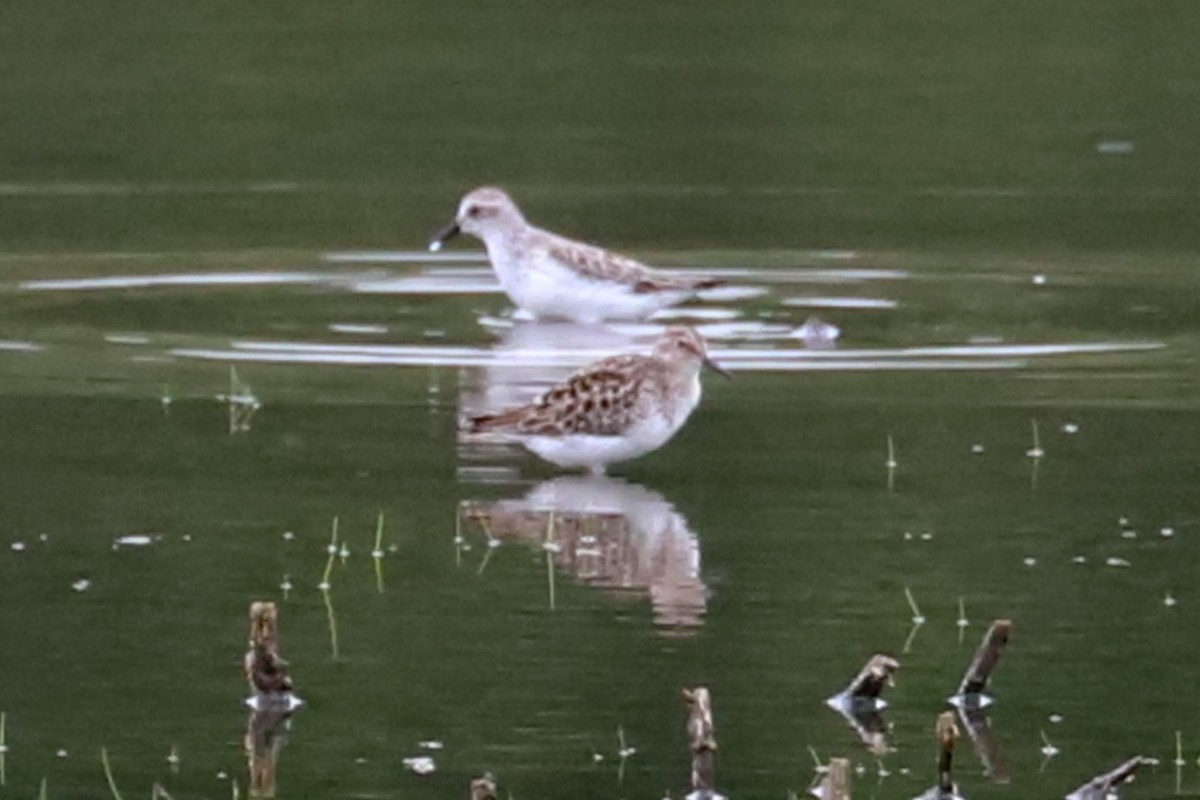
<box><xmin>459</xmin><ymin>475</ymin><xmax>708</xmax><ymax>634</ymax></box>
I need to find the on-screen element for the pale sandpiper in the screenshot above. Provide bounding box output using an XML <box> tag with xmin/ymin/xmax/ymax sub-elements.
<box><xmin>430</xmin><ymin>187</ymin><xmax>721</xmax><ymax>323</ymax></box>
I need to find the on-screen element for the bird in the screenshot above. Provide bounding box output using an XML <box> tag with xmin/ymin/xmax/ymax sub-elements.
<box><xmin>463</xmin><ymin>327</ymin><xmax>730</xmax><ymax>474</ymax></box>
<box><xmin>429</xmin><ymin>187</ymin><xmax>721</xmax><ymax>323</ymax></box>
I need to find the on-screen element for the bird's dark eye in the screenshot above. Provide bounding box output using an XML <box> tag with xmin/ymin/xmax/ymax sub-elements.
<box><xmin>467</xmin><ymin>205</ymin><xmax>481</xmax><ymax>217</ymax></box>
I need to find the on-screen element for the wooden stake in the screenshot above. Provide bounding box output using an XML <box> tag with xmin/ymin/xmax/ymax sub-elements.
<box><xmin>469</xmin><ymin>773</ymin><xmax>497</xmax><ymax>800</ymax></box>
<box><xmin>936</xmin><ymin>711</ymin><xmax>958</xmax><ymax>794</ymax></box>
<box><xmin>1065</xmin><ymin>755</ymin><xmax>1152</xmax><ymax>800</ymax></box>
<box><xmin>955</xmin><ymin>619</ymin><xmax>1011</xmax><ymax>699</ymax></box>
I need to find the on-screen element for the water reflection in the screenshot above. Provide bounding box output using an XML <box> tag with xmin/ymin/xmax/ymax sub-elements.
<box><xmin>458</xmin><ymin>476</ymin><xmax>707</xmax><ymax>633</ymax></box>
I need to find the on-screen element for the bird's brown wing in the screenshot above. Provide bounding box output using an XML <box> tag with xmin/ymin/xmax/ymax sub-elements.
<box><xmin>546</xmin><ymin>236</ymin><xmax>722</xmax><ymax>294</ymax></box>
<box><xmin>468</xmin><ymin>355</ymin><xmax>652</xmax><ymax>436</ymax></box>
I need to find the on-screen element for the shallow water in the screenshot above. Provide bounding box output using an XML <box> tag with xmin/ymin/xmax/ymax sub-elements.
<box><xmin>0</xmin><ymin>249</ymin><xmax>1197</xmax><ymax>799</ymax></box>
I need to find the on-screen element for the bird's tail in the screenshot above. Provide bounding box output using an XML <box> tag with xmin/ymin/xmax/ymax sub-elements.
<box><xmin>634</xmin><ymin>275</ymin><xmax>723</xmax><ymax>294</ymax></box>
<box><xmin>463</xmin><ymin>407</ymin><xmax>526</xmax><ymax>434</ymax></box>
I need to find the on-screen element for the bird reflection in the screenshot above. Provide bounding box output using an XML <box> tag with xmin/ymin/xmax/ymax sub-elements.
<box><xmin>459</xmin><ymin>475</ymin><xmax>708</xmax><ymax>634</ymax></box>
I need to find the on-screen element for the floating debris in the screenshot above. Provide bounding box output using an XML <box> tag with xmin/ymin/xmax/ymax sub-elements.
<box><xmin>1023</xmin><ymin>557</ymin><xmax>1038</xmax><ymax>567</ymax></box>
<box><xmin>1105</xmin><ymin>557</ymin><xmax>1131</xmax><ymax>568</ymax></box>
<box><xmin>1049</xmin><ymin>714</ymin><xmax>1064</xmax><ymax>724</ymax></box>
<box><xmin>1065</xmin><ymin>755</ymin><xmax>1153</xmax><ymax>800</ymax></box>
<box><xmin>9</xmin><ymin>541</ymin><xmax>26</xmax><ymax>552</ymax></box>
<box><xmin>949</xmin><ymin>619</ymin><xmax>1011</xmax><ymax>709</ymax></box>
<box><xmin>1072</xmin><ymin>556</ymin><xmax>1087</xmax><ymax>565</ymax></box>
<box><xmin>1040</xmin><ymin>730</ymin><xmax>1060</xmax><ymax>760</ymax></box>
<box><xmin>56</xmin><ymin>748</ymin><xmax>68</xmax><ymax>758</ymax></box>
<box><xmin>1062</xmin><ymin>422</ymin><xmax>1080</xmax><ymax>434</ymax></box>
<box><xmin>970</xmin><ymin>443</ymin><xmax>985</xmax><ymax>454</ymax></box>
<box><xmin>793</xmin><ymin>316</ymin><xmax>841</xmax><ymax>349</ymax></box>
<box><xmin>166</xmin><ymin>745</ymin><xmax>180</xmax><ymax>773</ymax></box>
<box><xmin>956</xmin><ymin>597</ymin><xmax>969</xmax><ymax>630</ymax></box>
<box><xmin>1032</xmin><ymin>274</ymin><xmax>1047</xmax><ymax>286</ymax></box>
<box><xmin>1164</xmin><ymin>591</ymin><xmax>1177</xmax><ymax>608</ymax></box>
<box><xmin>402</xmin><ymin>756</ymin><xmax>436</xmax><ymax>775</ymax></box>
<box><xmin>281</xmin><ymin>531</ymin><xmax>295</xmax><ymax>542</ymax></box>
<box><xmin>113</xmin><ymin>534</ymin><xmax>155</xmax><ymax>548</ymax></box>
<box><xmin>418</xmin><ymin>740</ymin><xmax>443</xmax><ymax>750</ymax></box>
<box><xmin>1161</xmin><ymin>526</ymin><xmax>1176</xmax><ymax>539</ymax></box>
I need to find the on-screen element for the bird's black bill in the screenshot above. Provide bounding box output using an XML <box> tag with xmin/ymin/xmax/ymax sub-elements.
<box><xmin>704</xmin><ymin>356</ymin><xmax>734</xmax><ymax>379</ymax></box>
<box><xmin>428</xmin><ymin>221</ymin><xmax>461</xmax><ymax>252</ymax></box>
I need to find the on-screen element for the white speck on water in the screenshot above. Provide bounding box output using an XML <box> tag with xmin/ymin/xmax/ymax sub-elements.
<box><xmin>1096</xmin><ymin>140</ymin><xmax>1135</xmax><ymax>155</ymax></box>
<box><xmin>216</xmin><ymin>771</ymin><xmax>228</xmax><ymax>780</ymax></box>
<box><xmin>1072</xmin><ymin>556</ymin><xmax>1088</xmax><ymax>564</ymax></box>
<box><xmin>428</xmin><ymin>240</ymin><xmax>443</xmax><ymax>253</ymax></box>
<box><xmin>1164</xmin><ymin>592</ymin><xmax>1177</xmax><ymax>608</ymax></box>
<box><xmin>182</xmin><ymin>534</ymin><xmax>192</xmax><ymax>542</ymax></box>
<box><xmin>56</xmin><ymin>749</ymin><xmax>68</xmax><ymax>758</ymax></box>
<box><xmin>1026</xmin><ymin>446</ymin><xmax>1045</xmax><ymax>458</ymax></box>
<box><xmin>114</xmin><ymin>535</ymin><xmax>154</xmax><ymax>548</ymax></box>
<box><xmin>1062</xmin><ymin>422</ymin><xmax>1080</xmax><ymax>434</ymax></box>
<box><xmin>1032</xmin><ymin>274</ymin><xmax>1047</xmax><ymax>286</ymax></box>
<box><xmin>1121</xmin><ymin>530</ymin><xmax>1138</xmax><ymax>539</ymax></box>
<box><xmin>38</xmin><ymin>533</ymin><xmax>48</xmax><ymax>542</ymax></box>
<box><xmin>1161</xmin><ymin>526</ymin><xmax>1176</xmax><ymax>538</ymax></box>
<box><xmin>338</xmin><ymin>543</ymin><xmax>350</xmax><ymax>559</ymax></box>
<box><xmin>355</xmin><ymin>757</ymin><xmax>368</xmax><ymax>764</ymax></box>
<box><xmin>486</xmin><ymin>538</ymin><xmax>501</xmax><ymax>550</ymax></box>
<box><xmin>920</xmin><ymin>532</ymin><xmax>933</xmax><ymax>541</ymax></box>
<box><xmin>1023</xmin><ymin>557</ymin><xmax>1038</xmax><ymax>567</ymax></box>
<box><xmin>903</xmin><ymin>531</ymin><xmax>913</xmax><ymax>541</ymax></box>
<box><xmin>282</xmin><ymin>531</ymin><xmax>295</xmax><ymax>541</ymax></box>
<box><xmin>325</xmin><ymin>544</ymin><xmax>337</xmax><ymax>555</ymax></box>
<box><xmin>10</xmin><ymin>541</ymin><xmax>26</xmax><ymax>552</ymax></box>
<box><xmin>388</xmin><ymin>544</ymin><xmax>399</xmax><ymax>553</ymax></box>
<box><xmin>418</xmin><ymin>740</ymin><xmax>443</xmax><ymax>750</ymax></box>
<box><xmin>371</xmin><ymin>549</ymin><xmax>385</xmax><ymax>558</ymax></box>
<box><xmin>1118</xmin><ymin>516</ymin><xmax>1130</xmax><ymax>526</ymax></box>
<box><xmin>402</xmin><ymin>756</ymin><xmax>437</xmax><ymax>775</ymax></box>
<box><xmin>899</xmin><ymin>767</ymin><xmax>911</xmax><ymax>776</ymax></box>
<box><xmin>317</xmin><ymin>581</ymin><xmax>331</xmax><ymax>591</ymax></box>
<box><xmin>1049</xmin><ymin>714</ymin><xmax>1064</xmax><ymax>724</ymax></box>
<box><xmin>1105</xmin><ymin>557</ymin><xmax>1131</xmax><ymax>568</ymax></box>
<box><xmin>592</xmin><ymin>752</ymin><xmax>604</xmax><ymax>763</ymax></box>
<box><xmin>280</xmin><ymin>576</ymin><xmax>293</xmax><ymax>593</ymax></box>
<box><xmin>423</xmin><ymin>329</ymin><xmax>446</xmax><ymax>339</ymax></box>
<box><xmin>854</xmin><ymin>762</ymin><xmax>867</xmax><ymax>776</ymax></box>
<box><xmin>71</xmin><ymin>578</ymin><xmax>92</xmax><ymax>592</ymax></box>
<box><xmin>542</xmin><ymin>541</ymin><xmax>562</xmax><ymax>553</ymax></box>
<box><xmin>970</xmin><ymin>443</ymin><xmax>985</xmax><ymax>454</ymax></box>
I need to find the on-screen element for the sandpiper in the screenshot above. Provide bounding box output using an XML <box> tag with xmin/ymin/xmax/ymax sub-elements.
<box><xmin>429</xmin><ymin>187</ymin><xmax>721</xmax><ymax>323</ymax></box>
<box><xmin>464</xmin><ymin>327</ymin><xmax>730</xmax><ymax>474</ymax></box>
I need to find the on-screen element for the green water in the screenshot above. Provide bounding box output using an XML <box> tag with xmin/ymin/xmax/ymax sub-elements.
<box><xmin>1</xmin><ymin>2</ymin><xmax>1199</xmax><ymax>798</ymax></box>
<box><xmin>0</xmin><ymin>254</ymin><xmax>1196</xmax><ymax>800</ymax></box>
